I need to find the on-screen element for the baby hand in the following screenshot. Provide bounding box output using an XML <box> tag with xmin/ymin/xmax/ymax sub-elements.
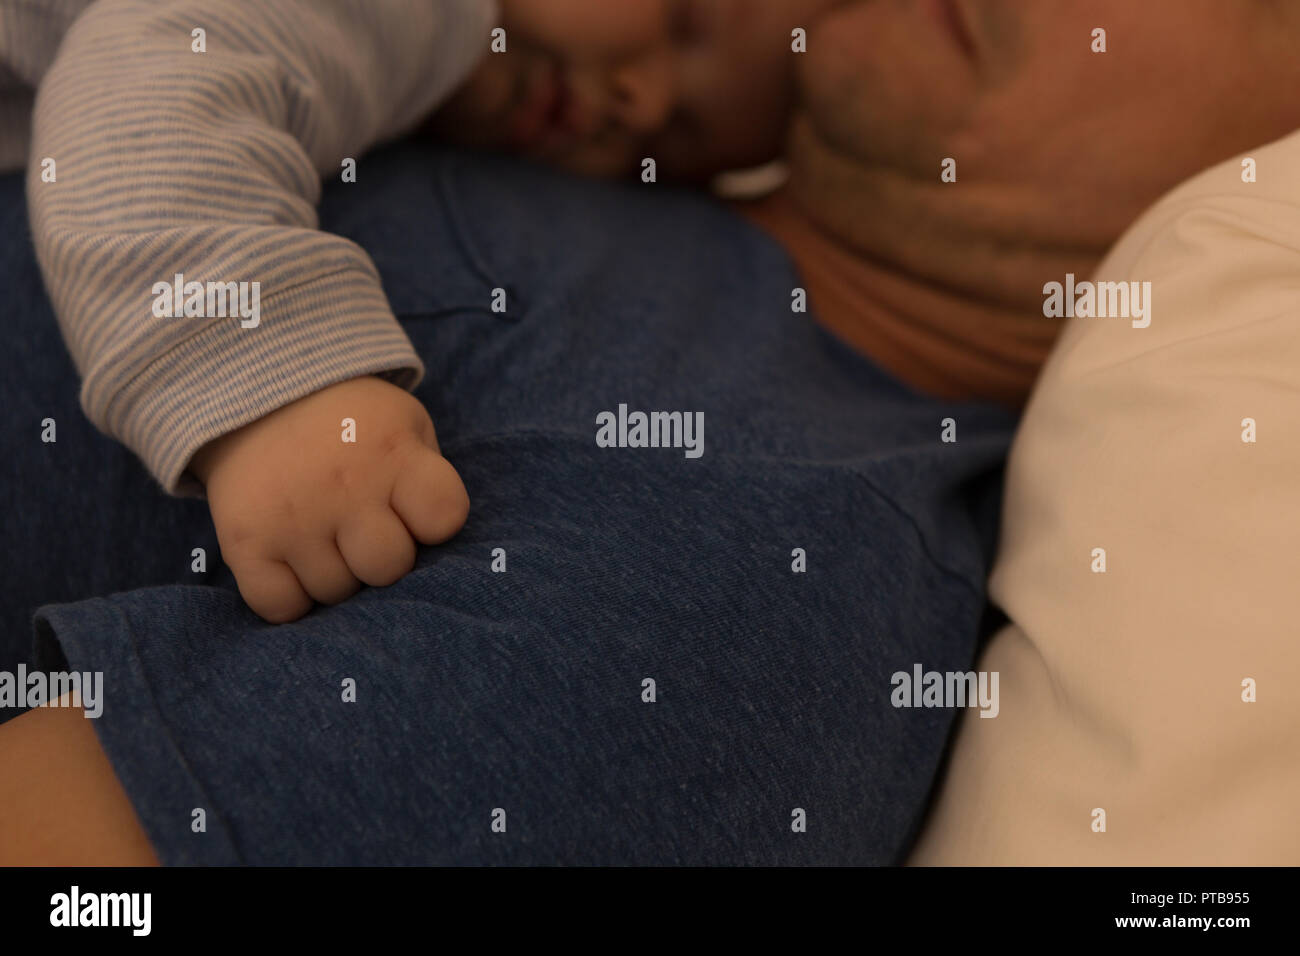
<box><xmin>188</xmin><ymin>375</ymin><xmax>469</xmax><ymax>623</ymax></box>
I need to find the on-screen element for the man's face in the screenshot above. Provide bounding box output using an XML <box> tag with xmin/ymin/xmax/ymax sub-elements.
<box><xmin>428</xmin><ymin>0</ymin><xmax>840</xmax><ymax>181</ymax></box>
<box><xmin>793</xmin><ymin>0</ymin><xmax>1300</xmax><ymax>281</ymax></box>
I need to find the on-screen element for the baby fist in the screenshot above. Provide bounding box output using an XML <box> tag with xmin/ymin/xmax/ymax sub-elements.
<box><xmin>189</xmin><ymin>376</ymin><xmax>469</xmax><ymax>623</ymax></box>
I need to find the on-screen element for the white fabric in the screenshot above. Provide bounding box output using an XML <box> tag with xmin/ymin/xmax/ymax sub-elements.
<box><xmin>912</xmin><ymin>129</ymin><xmax>1300</xmax><ymax>864</ymax></box>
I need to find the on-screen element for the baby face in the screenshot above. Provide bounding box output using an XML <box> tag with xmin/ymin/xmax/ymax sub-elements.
<box><xmin>428</xmin><ymin>0</ymin><xmax>839</xmax><ymax>181</ymax></box>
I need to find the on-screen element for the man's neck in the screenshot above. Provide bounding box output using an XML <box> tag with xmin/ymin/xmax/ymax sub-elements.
<box><xmin>731</xmin><ymin>185</ymin><xmax>1103</xmax><ymax>408</ymax></box>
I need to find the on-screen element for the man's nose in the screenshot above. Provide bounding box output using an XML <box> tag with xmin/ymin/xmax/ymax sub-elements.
<box><xmin>607</xmin><ymin>48</ymin><xmax>676</xmax><ymax>135</ymax></box>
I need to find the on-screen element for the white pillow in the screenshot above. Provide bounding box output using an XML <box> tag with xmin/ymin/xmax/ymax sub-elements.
<box><xmin>911</xmin><ymin>129</ymin><xmax>1300</xmax><ymax>864</ymax></box>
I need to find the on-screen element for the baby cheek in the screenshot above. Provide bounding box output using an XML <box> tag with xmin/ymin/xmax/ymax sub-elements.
<box><xmin>553</xmin><ymin>139</ymin><xmax>644</xmax><ymax>180</ymax></box>
<box><xmin>433</xmin><ymin>58</ymin><xmax>520</xmax><ymax>145</ymax></box>
<box><xmin>698</xmin><ymin>88</ymin><xmax>790</xmax><ymax>173</ymax></box>
<box><xmin>703</xmin><ymin>41</ymin><xmax>798</xmax><ymax>162</ymax></box>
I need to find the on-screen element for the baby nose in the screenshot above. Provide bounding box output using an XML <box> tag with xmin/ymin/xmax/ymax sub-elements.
<box><xmin>607</xmin><ymin>49</ymin><xmax>676</xmax><ymax>135</ymax></box>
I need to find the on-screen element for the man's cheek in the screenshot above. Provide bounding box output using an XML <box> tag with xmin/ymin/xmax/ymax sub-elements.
<box><xmin>796</xmin><ymin>48</ymin><xmax>961</xmax><ymax>164</ymax></box>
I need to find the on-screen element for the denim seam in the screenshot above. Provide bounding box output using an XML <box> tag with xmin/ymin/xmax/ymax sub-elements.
<box><xmin>439</xmin><ymin>427</ymin><xmax>987</xmax><ymax>603</ymax></box>
<box><xmin>32</xmin><ymin>599</ymin><xmax>244</xmax><ymax>864</ymax></box>
<box><xmin>116</xmin><ymin>603</ymin><xmax>246</xmax><ymax>863</ymax></box>
<box><xmin>430</xmin><ymin>154</ymin><xmax>523</xmax><ymax>313</ymax></box>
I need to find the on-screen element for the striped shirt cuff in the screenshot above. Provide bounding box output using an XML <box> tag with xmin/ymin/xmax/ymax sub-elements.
<box><xmin>97</xmin><ymin>266</ymin><xmax>424</xmax><ymax>497</ymax></box>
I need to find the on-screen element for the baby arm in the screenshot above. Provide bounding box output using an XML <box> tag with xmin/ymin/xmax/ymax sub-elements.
<box><xmin>26</xmin><ymin>0</ymin><xmax>495</xmax><ymax>620</ymax></box>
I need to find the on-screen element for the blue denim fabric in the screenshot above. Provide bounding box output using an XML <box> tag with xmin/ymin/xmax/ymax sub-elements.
<box><xmin>4</xmin><ymin>144</ymin><xmax>1017</xmax><ymax>864</ymax></box>
<box><xmin>0</xmin><ymin>172</ymin><xmax>221</xmax><ymax>677</ymax></box>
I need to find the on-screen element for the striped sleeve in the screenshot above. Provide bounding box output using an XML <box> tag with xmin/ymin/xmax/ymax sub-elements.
<box><xmin>24</xmin><ymin>0</ymin><xmax>496</xmax><ymax>495</ymax></box>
